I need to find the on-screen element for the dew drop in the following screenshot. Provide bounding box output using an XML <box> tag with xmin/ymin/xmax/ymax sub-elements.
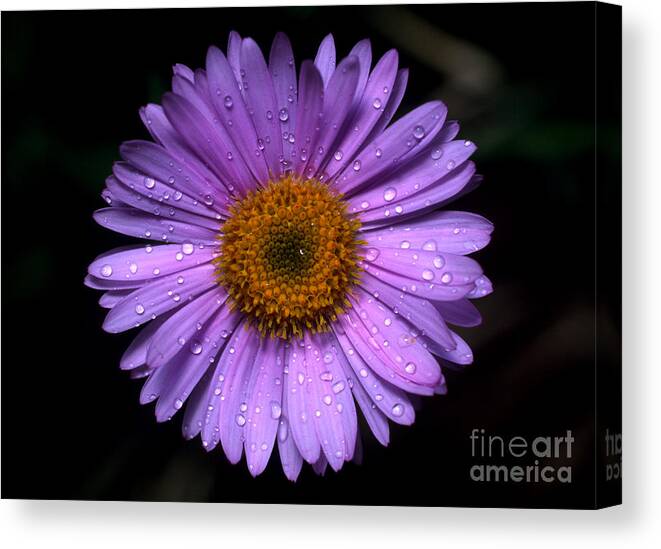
<box><xmin>235</xmin><ymin>414</ymin><xmax>246</xmax><ymax>427</ymax></box>
<box><xmin>404</xmin><ymin>362</ymin><xmax>417</xmax><ymax>374</ymax></box>
<box><xmin>134</xmin><ymin>303</ymin><xmax>145</xmax><ymax>315</ymax></box>
<box><xmin>383</xmin><ymin>187</ymin><xmax>397</xmax><ymax>202</ymax></box>
<box><xmin>278</xmin><ymin>108</ymin><xmax>289</xmax><ymax>122</ymax></box>
<box><xmin>364</xmin><ymin>248</ymin><xmax>380</xmax><ymax>262</ymax></box>
<box><xmin>100</xmin><ymin>264</ymin><xmax>113</xmax><ymax>277</ymax></box>
<box><xmin>441</xmin><ymin>272</ymin><xmax>453</xmax><ymax>284</ymax></box>
<box><xmin>353</xmin><ymin>160</ymin><xmax>362</xmax><ymax>172</ymax></box>
<box><xmin>372</xmin><ymin>98</ymin><xmax>382</xmax><ymax>109</ymax></box>
<box><xmin>422</xmin><ymin>269</ymin><xmax>435</xmax><ymax>281</ymax></box>
<box><xmin>433</xmin><ymin>255</ymin><xmax>445</xmax><ymax>269</ymax></box>
<box><xmin>181</xmin><ymin>242</ymin><xmax>194</xmax><ymax>255</ymax></box>
<box><xmin>413</xmin><ymin>125</ymin><xmax>425</xmax><ymax>140</ymax></box>
<box><xmin>391</xmin><ymin>403</ymin><xmax>404</xmax><ymax>417</ymax></box>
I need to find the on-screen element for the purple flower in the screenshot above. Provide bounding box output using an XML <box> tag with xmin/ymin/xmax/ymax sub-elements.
<box><xmin>86</xmin><ymin>32</ymin><xmax>493</xmax><ymax>480</ymax></box>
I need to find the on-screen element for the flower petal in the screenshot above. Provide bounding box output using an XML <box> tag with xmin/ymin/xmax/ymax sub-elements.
<box><xmin>348</xmin><ymin>289</ymin><xmax>442</xmax><ymax>387</ymax></box>
<box><xmin>361</xmin><ymin>272</ymin><xmax>456</xmax><ymax>351</ymax></box>
<box><xmin>334</xmin><ymin>101</ymin><xmax>448</xmax><ymax>196</ymax></box>
<box><xmin>112</xmin><ymin>162</ymin><xmax>224</xmax><ymax>221</ymax></box>
<box><xmin>433</xmin><ymin>298</ymin><xmax>482</xmax><ymax>327</ymax></box>
<box><xmin>269</xmin><ymin>32</ymin><xmax>298</xmax><ymax>164</ymax></box>
<box><xmin>362</xmin><ymin>68</ymin><xmax>408</xmax><ymax>146</ymax></box>
<box><xmin>93</xmin><ymin>207</ymin><xmax>218</xmax><ymax>245</ymax></box>
<box><xmin>293</xmin><ymin>60</ymin><xmax>324</xmax><ymax>176</ymax></box>
<box><xmin>88</xmin><ymin>243</ymin><xmax>216</xmax><ymax>282</ymax></box>
<box><xmin>119</xmin><ymin>139</ymin><xmax>229</xmax><ymax>209</ymax></box>
<box><xmin>314</xmin><ymin>34</ymin><xmax>336</xmax><ymax>88</ymax></box>
<box><xmin>306</xmin><ymin>55</ymin><xmax>360</xmax><ymax>178</ymax></box>
<box><xmin>331</xmin><ymin>323</ymin><xmax>415</xmax><ymax>426</ymax></box>
<box><xmin>244</xmin><ymin>337</ymin><xmax>284</xmax><ymax>476</ymax></box>
<box><xmin>105</xmin><ymin>175</ymin><xmax>222</xmax><ymax>230</ymax></box>
<box><xmin>324</xmin><ymin>49</ymin><xmax>399</xmax><ymax>181</ymax></box>
<box><xmin>206</xmin><ymin>45</ymin><xmax>270</xmax><ymax>185</ymax></box>
<box><xmin>120</xmin><ymin>313</ymin><xmax>172</xmax><ymax>371</ymax></box>
<box><xmin>240</xmin><ymin>37</ymin><xmax>284</xmax><ymax>177</ymax></box>
<box><xmin>102</xmin><ymin>263</ymin><xmax>216</xmax><ymax>333</ymax></box>
<box><xmin>154</xmin><ymin>303</ymin><xmax>240</xmax><ymax>422</ymax></box>
<box><xmin>277</xmin><ymin>345</ymin><xmax>304</xmax><ymax>481</ymax></box>
<box><xmin>99</xmin><ymin>290</ymin><xmax>132</xmax><ymax>309</ymax></box>
<box><xmin>334</xmin><ymin>309</ymin><xmax>434</xmax><ymax>396</ymax></box>
<box><xmin>146</xmin><ymin>288</ymin><xmax>226</xmax><ymax>369</ymax></box>
<box><xmin>348</xmin><ymin>139</ymin><xmax>477</xmax><ymax>217</ymax></box>
<box><xmin>304</xmin><ymin>332</ymin><xmax>356</xmax><ymax>471</ymax></box>
<box><xmin>285</xmin><ymin>339</ymin><xmax>321</xmax><ymax>464</ymax></box>
<box><xmin>362</xmin><ymin>210</ymin><xmax>493</xmax><ymax>256</ymax></box>
<box><xmin>359</xmin><ymin>247</ymin><xmax>483</xmax><ymax>301</ymax></box>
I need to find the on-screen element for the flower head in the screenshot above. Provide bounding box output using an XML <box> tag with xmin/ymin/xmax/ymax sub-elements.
<box><xmin>86</xmin><ymin>32</ymin><xmax>493</xmax><ymax>479</ymax></box>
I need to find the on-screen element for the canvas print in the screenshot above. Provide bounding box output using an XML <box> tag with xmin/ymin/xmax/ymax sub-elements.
<box><xmin>1</xmin><ymin>2</ymin><xmax>622</xmax><ymax>508</ymax></box>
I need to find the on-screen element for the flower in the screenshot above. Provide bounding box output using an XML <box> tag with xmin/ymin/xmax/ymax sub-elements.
<box><xmin>86</xmin><ymin>31</ymin><xmax>493</xmax><ymax>480</ymax></box>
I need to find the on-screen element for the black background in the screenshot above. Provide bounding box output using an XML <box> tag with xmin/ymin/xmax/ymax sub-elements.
<box><xmin>1</xmin><ymin>3</ymin><xmax>621</xmax><ymax>507</ymax></box>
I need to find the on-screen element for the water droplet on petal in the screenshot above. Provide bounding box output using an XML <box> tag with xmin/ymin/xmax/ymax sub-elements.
<box><xmin>422</xmin><ymin>269</ymin><xmax>434</xmax><ymax>281</ymax></box>
<box><xmin>433</xmin><ymin>255</ymin><xmax>445</xmax><ymax>269</ymax></box>
<box><xmin>372</xmin><ymin>98</ymin><xmax>382</xmax><ymax>109</ymax></box>
<box><xmin>383</xmin><ymin>187</ymin><xmax>397</xmax><ymax>202</ymax></box>
<box><xmin>413</xmin><ymin>125</ymin><xmax>425</xmax><ymax>139</ymax></box>
<box><xmin>100</xmin><ymin>264</ymin><xmax>113</xmax><ymax>277</ymax></box>
<box><xmin>278</xmin><ymin>107</ymin><xmax>289</xmax><ymax>122</ymax></box>
<box><xmin>392</xmin><ymin>403</ymin><xmax>404</xmax><ymax>417</ymax></box>
<box><xmin>134</xmin><ymin>303</ymin><xmax>145</xmax><ymax>315</ymax></box>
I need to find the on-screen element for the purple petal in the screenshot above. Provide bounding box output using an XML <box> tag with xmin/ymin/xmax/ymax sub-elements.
<box><xmin>427</xmin><ymin>330</ymin><xmax>474</xmax><ymax>367</ymax></box>
<box><xmin>99</xmin><ymin>290</ymin><xmax>132</xmax><ymax>309</ymax></box>
<box><xmin>105</xmin><ymin>175</ymin><xmax>222</xmax><ymax>230</ymax></box>
<box><xmin>306</xmin><ymin>55</ymin><xmax>360</xmax><ymax>178</ymax></box>
<box><xmin>334</xmin><ymin>309</ymin><xmax>434</xmax><ymax>396</ymax></box>
<box><xmin>88</xmin><ymin>243</ymin><xmax>215</xmax><ymax>282</ymax></box>
<box><xmin>119</xmin><ymin>140</ymin><xmax>229</xmax><ymax>209</ymax></box>
<box><xmin>304</xmin><ymin>332</ymin><xmax>356</xmax><ymax>471</ymax></box>
<box><xmin>293</xmin><ymin>60</ymin><xmax>324</xmax><ymax>176</ymax></box>
<box><xmin>348</xmin><ymin>289</ymin><xmax>442</xmax><ymax>387</ymax></box>
<box><xmin>359</xmin><ymin>247</ymin><xmax>483</xmax><ymax>301</ymax></box>
<box><xmin>314</xmin><ymin>34</ymin><xmax>336</xmax><ymax>88</ymax></box>
<box><xmin>146</xmin><ymin>288</ymin><xmax>226</xmax><ymax>369</ymax></box>
<box><xmin>362</xmin><ymin>210</ymin><xmax>493</xmax><ymax>256</ymax></box>
<box><xmin>324</xmin><ymin>49</ymin><xmax>398</xmax><ymax>180</ymax></box>
<box><xmin>206</xmin><ymin>45</ymin><xmax>270</xmax><ymax>185</ymax></box>
<box><xmin>161</xmin><ymin>92</ymin><xmax>255</xmax><ymax>197</ymax></box>
<box><xmin>348</xmin><ymin>139</ymin><xmax>477</xmax><ymax>218</ymax></box>
<box><xmin>311</xmin><ymin>454</ymin><xmax>328</xmax><ymax>476</ymax></box>
<box><xmin>345</xmin><ymin>368</ymin><xmax>390</xmax><ymax>446</ymax></box>
<box><xmin>360</xmin><ymin>272</ymin><xmax>455</xmax><ymax>351</ymax></box>
<box><xmin>154</xmin><ymin>304</ymin><xmax>241</xmax><ymax>422</ymax></box>
<box><xmin>433</xmin><ymin>298</ymin><xmax>482</xmax><ymax>327</ymax></box>
<box><xmin>227</xmin><ymin>31</ymin><xmax>243</xmax><ymax>85</ymax></box>
<box><xmin>334</xmin><ymin>101</ymin><xmax>448</xmax><ymax>196</ymax></box>
<box><xmin>93</xmin><ymin>207</ymin><xmax>218</xmax><ymax>245</ymax></box>
<box><xmin>112</xmin><ymin>162</ymin><xmax>224</xmax><ymax>221</ymax></box>
<box><xmin>240</xmin><ymin>37</ymin><xmax>284</xmax><ymax>177</ymax></box>
<box><xmin>216</xmin><ymin>325</ymin><xmax>261</xmax><ymax>463</ymax></box>
<box><xmin>84</xmin><ymin>273</ymin><xmax>145</xmax><ymax>291</ymax></box>
<box><xmin>346</xmin><ymin>39</ymin><xmax>372</xmax><ymax>107</ymax></box>
<box><xmin>285</xmin><ymin>339</ymin><xmax>321</xmax><ymax>464</ymax></box>
<box><xmin>120</xmin><ymin>313</ymin><xmax>172</xmax><ymax>371</ymax></box>
<box><xmin>277</xmin><ymin>344</ymin><xmax>304</xmax><ymax>481</ymax></box>
<box><xmin>331</xmin><ymin>323</ymin><xmax>415</xmax><ymax>426</ymax></box>
<box><xmin>361</xmin><ymin>68</ymin><xmax>408</xmax><ymax>147</ymax></box>
<box><xmin>102</xmin><ymin>263</ymin><xmax>216</xmax><ymax>333</ymax></box>
<box><xmin>181</xmin><ymin>312</ymin><xmax>242</xmax><ymax>441</ymax></box>
<box><xmin>269</xmin><ymin>32</ymin><xmax>298</xmax><ymax>164</ymax></box>
<box><xmin>244</xmin><ymin>337</ymin><xmax>284</xmax><ymax>477</ymax></box>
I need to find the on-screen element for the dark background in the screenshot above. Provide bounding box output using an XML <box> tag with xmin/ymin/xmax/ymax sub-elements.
<box><xmin>1</xmin><ymin>3</ymin><xmax>621</xmax><ymax>508</ymax></box>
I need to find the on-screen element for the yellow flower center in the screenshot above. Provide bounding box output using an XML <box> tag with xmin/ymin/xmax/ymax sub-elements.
<box><xmin>215</xmin><ymin>176</ymin><xmax>363</xmax><ymax>339</ymax></box>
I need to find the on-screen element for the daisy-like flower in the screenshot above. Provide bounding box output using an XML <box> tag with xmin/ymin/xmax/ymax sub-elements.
<box><xmin>86</xmin><ymin>32</ymin><xmax>493</xmax><ymax>479</ymax></box>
